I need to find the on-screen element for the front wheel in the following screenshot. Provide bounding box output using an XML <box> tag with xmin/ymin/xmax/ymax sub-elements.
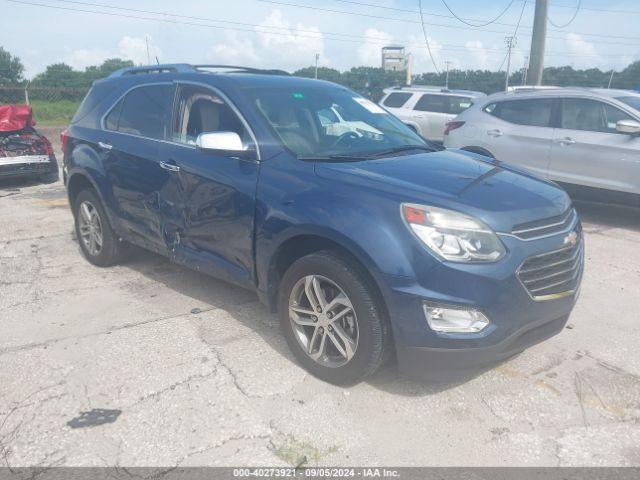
<box><xmin>278</xmin><ymin>251</ymin><xmax>389</xmax><ymax>385</ymax></box>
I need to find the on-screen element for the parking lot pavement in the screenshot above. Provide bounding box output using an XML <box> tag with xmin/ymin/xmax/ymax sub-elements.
<box><xmin>1</xmin><ymin>164</ymin><xmax>640</xmax><ymax>468</ymax></box>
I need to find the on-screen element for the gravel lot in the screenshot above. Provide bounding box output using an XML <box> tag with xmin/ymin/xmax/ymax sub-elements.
<box><xmin>1</xmin><ymin>128</ymin><xmax>639</xmax><ymax>467</ymax></box>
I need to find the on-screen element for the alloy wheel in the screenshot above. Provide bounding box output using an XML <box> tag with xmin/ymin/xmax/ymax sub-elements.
<box><xmin>78</xmin><ymin>200</ymin><xmax>103</xmax><ymax>256</ymax></box>
<box><xmin>288</xmin><ymin>275</ymin><xmax>359</xmax><ymax>368</ymax></box>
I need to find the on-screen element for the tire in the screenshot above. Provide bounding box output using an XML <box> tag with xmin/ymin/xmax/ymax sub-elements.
<box><xmin>73</xmin><ymin>189</ymin><xmax>126</xmax><ymax>267</ymax></box>
<box><xmin>278</xmin><ymin>250</ymin><xmax>389</xmax><ymax>385</ymax></box>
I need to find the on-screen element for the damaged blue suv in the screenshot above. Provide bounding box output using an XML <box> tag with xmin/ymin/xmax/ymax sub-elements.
<box><xmin>63</xmin><ymin>64</ymin><xmax>583</xmax><ymax>384</ymax></box>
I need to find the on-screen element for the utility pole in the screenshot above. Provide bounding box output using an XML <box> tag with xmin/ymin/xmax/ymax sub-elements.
<box><xmin>504</xmin><ymin>36</ymin><xmax>517</xmax><ymax>92</ymax></box>
<box><xmin>444</xmin><ymin>60</ymin><xmax>452</xmax><ymax>89</ymax></box>
<box><xmin>145</xmin><ymin>35</ymin><xmax>151</xmax><ymax>65</ymax></box>
<box><xmin>522</xmin><ymin>56</ymin><xmax>529</xmax><ymax>86</ymax></box>
<box><xmin>405</xmin><ymin>53</ymin><xmax>413</xmax><ymax>86</ymax></box>
<box><xmin>314</xmin><ymin>53</ymin><xmax>319</xmax><ymax>79</ymax></box>
<box><xmin>607</xmin><ymin>69</ymin><xmax>615</xmax><ymax>88</ymax></box>
<box><xmin>528</xmin><ymin>0</ymin><xmax>548</xmax><ymax>85</ymax></box>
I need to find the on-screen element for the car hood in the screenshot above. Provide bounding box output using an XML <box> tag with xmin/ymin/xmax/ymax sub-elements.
<box><xmin>314</xmin><ymin>149</ymin><xmax>571</xmax><ymax>233</ymax></box>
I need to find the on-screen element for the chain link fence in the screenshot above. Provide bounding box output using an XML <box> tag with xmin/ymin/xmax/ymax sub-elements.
<box><xmin>0</xmin><ymin>86</ymin><xmax>89</xmax><ymax>126</ymax></box>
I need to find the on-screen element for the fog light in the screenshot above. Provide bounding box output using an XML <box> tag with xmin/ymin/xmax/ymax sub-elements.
<box><xmin>423</xmin><ymin>303</ymin><xmax>490</xmax><ymax>333</ymax></box>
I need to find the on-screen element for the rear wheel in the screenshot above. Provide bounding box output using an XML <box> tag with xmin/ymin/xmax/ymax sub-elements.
<box><xmin>73</xmin><ymin>189</ymin><xmax>126</xmax><ymax>267</ymax></box>
<box><xmin>278</xmin><ymin>251</ymin><xmax>388</xmax><ymax>385</ymax></box>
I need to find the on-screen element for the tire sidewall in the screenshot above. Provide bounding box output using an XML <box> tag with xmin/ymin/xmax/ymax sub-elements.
<box><xmin>73</xmin><ymin>189</ymin><xmax>118</xmax><ymax>267</ymax></box>
<box><xmin>278</xmin><ymin>252</ymin><xmax>385</xmax><ymax>385</ymax></box>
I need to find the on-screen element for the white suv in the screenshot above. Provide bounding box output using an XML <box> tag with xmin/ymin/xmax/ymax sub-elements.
<box><xmin>443</xmin><ymin>88</ymin><xmax>640</xmax><ymax>206</ymax></box>
<box><xmin>379</xmin><ymin>86</ymin><xmax>485</xmax><ymax>143</ymax></box>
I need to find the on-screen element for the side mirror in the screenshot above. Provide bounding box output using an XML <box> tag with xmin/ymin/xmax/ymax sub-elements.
<box><xmin>616</xmin><ymin>119</ymin><xmax>640</xmax><ymax>136</ymax></box>
<box><xmin>195</xmin><ymin>132</ymin><xmax>255</xmax><ymax>158</ymax></box>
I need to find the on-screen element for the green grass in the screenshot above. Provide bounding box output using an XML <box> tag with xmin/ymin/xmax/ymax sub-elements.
<box><xmin>29</xmin><ymin>100</ymin><xmax>81</xmax><ymax>127</ymax></box>
<box><xmin>270</xmin><ymin>436</ymin><xmax>338</xmax><ymax>467</ymax></box>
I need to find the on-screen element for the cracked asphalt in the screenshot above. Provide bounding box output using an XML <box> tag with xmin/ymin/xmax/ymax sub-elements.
<box><xmin>1</xmin><ymin>128</ymin><xmax>639</xmax><ymax>467</ymax></box>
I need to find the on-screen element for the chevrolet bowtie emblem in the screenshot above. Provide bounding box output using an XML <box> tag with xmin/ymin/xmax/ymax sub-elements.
<box><xmin>564</xmin><ymin>231</ymin><xmax>578</xmax><ymax>246</ymax></box>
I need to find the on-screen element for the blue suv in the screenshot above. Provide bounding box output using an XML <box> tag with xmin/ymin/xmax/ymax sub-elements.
<box><xmin>63</xmin><ymin>64</ymin><xmax>583</xmax><ymax>384</ymax></box>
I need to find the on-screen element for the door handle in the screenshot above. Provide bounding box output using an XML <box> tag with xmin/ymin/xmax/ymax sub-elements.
<box><xmin>487</xmin><ymin>129</ymin><xmax>503</xmax><ymax>137</ymax></box>
<box><xmin>98</xmin><ymin>141</ymin><xmax>112</xmax><ymax>151</ymax></box>
<box><xmin>159</xmin><ymin>161</ymin><xmax>180</xmax><ymax>172</ymax></box>
<box><xmin>554</xmin><ymin>137</ymin><xmax>575</xmax><ymax>145</ymax></box>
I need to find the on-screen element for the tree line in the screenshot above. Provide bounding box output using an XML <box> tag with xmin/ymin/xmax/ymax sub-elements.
<box><xmin>2</xmin><ymin>45</ymin><xmax>639</xmax><ymax>101</ymax></box>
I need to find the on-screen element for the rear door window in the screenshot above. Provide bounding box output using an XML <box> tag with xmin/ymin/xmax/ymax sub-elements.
<box><xmin>414</xmin><ymin>94</ymin><xmax>448</xmax><ymax>113</ymax></box>
<box><xmin>382</xmin><ymin>92</ymin><xmax>412</xmax><ymax>108</ymax></box>
<box><xmin>106</xmin><ymin>84</ymin><xmax>173</xmax><ymax>139</ymax></box>
<box><xmin>560</xmin><ymin>98</ymin><xmax>634</xmax><ymax>134</ymax></box>
<box><xmin>493</xmin><ymin>99</ymin><xmax>554</xmax><ymax>127</ymax></box>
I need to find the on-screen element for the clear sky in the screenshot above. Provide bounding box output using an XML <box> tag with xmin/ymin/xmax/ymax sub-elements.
<box><xmin>3</xmin><ymin>0</ymin><xmax>640</xmax><ymax>79</ymax></box>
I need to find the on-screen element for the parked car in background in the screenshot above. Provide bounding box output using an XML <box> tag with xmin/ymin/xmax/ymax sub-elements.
<box><xmin>379</xmin><ymin>86</ymin><xmax>485</xmax><ymax>143</ymax></box>
<box><xmin>444</xmin><ymin>88</ymin><xmax>640</xmax><ymax>206</ymax></box>
<box><xmin>63</xmin><ymin>64</ymin><xmax>582</xmax><ymax>384</ymax></box>
<box><xmin>0</xmin><ymin>104</ymin><xmax>58</xmax><ymax>183</ymax></box>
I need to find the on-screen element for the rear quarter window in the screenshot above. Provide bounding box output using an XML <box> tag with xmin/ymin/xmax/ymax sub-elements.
<box><xmin>382</xmin><ymin>92</ymin><xmax>412</xmax><ymax>108</ymax></box>
<box><xmin>71</xmin><ymin>83</ymin><xmax>118</xmax><ymax>126</ymax></box>
<box><xmin>448</xmin><ymin>96</ymin><xmax>473</xmax><ymax>115</ymax></box>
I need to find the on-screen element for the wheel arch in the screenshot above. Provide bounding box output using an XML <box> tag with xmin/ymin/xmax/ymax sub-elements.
<box><xmin>263</xmin><ymin>233</ymin><xmax>389</xmax><ymax>322</ymax></box>
<box><xmin>67</xmin><ymin>172</ymin><xmax>100</xmax><ymax>209</ymax></box>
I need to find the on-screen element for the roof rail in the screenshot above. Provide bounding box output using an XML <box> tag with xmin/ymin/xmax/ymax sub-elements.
<box><xmin>193</xmin><ymin>65</ymin><xmax>290</xmax><ymax>76</ymax></box>
<box><xmin>107</xmin><ymin>63</ymin><xmax>291</xmax><ymax>79</ymax></box>
<box><xmin>108</xmin><ymin>64</ymin><xmax>195</xmax><ymax>78</ymax></box>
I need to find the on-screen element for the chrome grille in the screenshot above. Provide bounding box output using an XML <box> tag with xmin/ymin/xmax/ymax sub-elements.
<box><xmin>517</xmin><ymin>236</ymin><xmax>583</xmax><ymax>301</ymax></box>
<box><xmin>512</xmin><ymin>208</ymin><xmax>577</xmax><ymax>240</ymax></box>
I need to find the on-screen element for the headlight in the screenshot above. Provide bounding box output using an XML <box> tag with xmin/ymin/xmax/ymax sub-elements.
<box><xmin>401</xmin><ymin>203</ymin><xmax>505</xmax><ymax>262</ymax></box>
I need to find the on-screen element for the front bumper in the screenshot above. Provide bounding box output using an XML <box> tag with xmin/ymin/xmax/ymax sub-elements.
<box><xmin>397</xmin><ymin>314</ymin><xmax>569</xmax><ymax>381</ymax></box>
<box><xmin>378</xmin><ymin>229</ymin><xmax>583</xmax><ymax>380</ymax></box>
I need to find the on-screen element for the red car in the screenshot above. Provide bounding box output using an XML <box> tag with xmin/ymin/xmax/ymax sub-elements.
<box><xmin>0</xmin><ymin>104</ymin><xmax>58</xmax><ymax>182</ymax></box>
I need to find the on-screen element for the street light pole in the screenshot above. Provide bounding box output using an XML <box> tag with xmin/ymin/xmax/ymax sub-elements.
<box><xmin>314</xmin><ymin>53</ymin><xmax>319</xmax><ymax>79</ymax></box>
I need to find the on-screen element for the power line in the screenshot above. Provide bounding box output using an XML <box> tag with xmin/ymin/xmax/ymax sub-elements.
<box><xmin>543</xmin><ymin>0</ymin><xmax>640</xmax><ymax>16</ymax></box>
<box><xmin>327</xmin><ymin>0</ymin><xmax>640</xmax><ymax>40</ymax></box>
<box><xmin>5</xmin><ymin>0</ymin><xmax>638</xmax><ymax>62</ymax></box>
<box><xmin>439</xmin><ymin>0</ymin><xmax>516</xmax><ymax>27</ymax></box>
<box><xmin>418</xmin><ymin>0</ymin><xmax>440</xmax><ymax>73</ymax></box>
<box><xmin>498</xmin><ymin>0</ymin><xmax>528</xmax><ymax>71</ymax></box>
<box><xmin>547</xmin><ymin>0</ymin><xmax>581</xmax><ymax>28</ymax></box>
<box><xmin>257</xmin><ymin>0</ymin><xmax>640</xmax><ymax>45</ymax></box>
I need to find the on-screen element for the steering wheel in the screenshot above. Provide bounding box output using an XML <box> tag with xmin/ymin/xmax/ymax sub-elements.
<box><xmin>332</xmin><ymin>131</ymin><xmax>360</xmax><ymax>148</ymax></box>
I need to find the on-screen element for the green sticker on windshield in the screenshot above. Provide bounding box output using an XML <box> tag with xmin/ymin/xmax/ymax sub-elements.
<box><xmin>292</xmin><ymin>92</ymin><xmax>304</xmax><ymax>99</ymax></box>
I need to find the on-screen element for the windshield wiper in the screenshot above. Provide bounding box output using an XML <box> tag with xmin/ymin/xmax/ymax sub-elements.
<box><xmin>297</xmin><ymin>154</ymin><xmax>370</xmax><ymax>162</ymax></box>
<box><xmin>365</xmin><ymin>145</ymin><xmax>440</xmax><ymax>158</ymax></box>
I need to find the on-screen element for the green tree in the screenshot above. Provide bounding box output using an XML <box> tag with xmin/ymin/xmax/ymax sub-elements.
<box><xmin>293</xmin><ymin>66</ymin><xmax>343</xmax><ymax>84</ymax></box>
<box><xmin>32</xmin><ymin>63</ymin><xmax>85</xmax><ymax>88</ymax></box>
<box><xmin>0</xmin><ymin>46</ymin><xmax>25</xmax><ymax>85</ymax></box>
<box><xmin>613</xmin><ymin>61</ymin><xmax>640</xmax><ymax>90</ymax></box>
<box><xmin>84</xmin><ymin>58</ymin><xmax>134</xmax><ymax>83</ymax></box>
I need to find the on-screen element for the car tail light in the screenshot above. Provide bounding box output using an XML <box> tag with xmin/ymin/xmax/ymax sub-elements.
<box><xmin>444</xmin><ymin>121</ymin><xmax>465</xmax><ymax>136</ymax></box>
<box><xmin>60</xmin><ymin>128</ymin><xmax>69</xmax><ymax>154</ymax></box>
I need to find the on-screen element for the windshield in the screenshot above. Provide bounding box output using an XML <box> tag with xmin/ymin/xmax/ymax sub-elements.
<box><xmin>244</xmin><ymin>86</ymin><xmax>430</xmax><ymax>158</ymax></box>
<box><xmin>616</xmin><ymin>96</ymin><xmax>640</xmax><ymax>112</ymax></box>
